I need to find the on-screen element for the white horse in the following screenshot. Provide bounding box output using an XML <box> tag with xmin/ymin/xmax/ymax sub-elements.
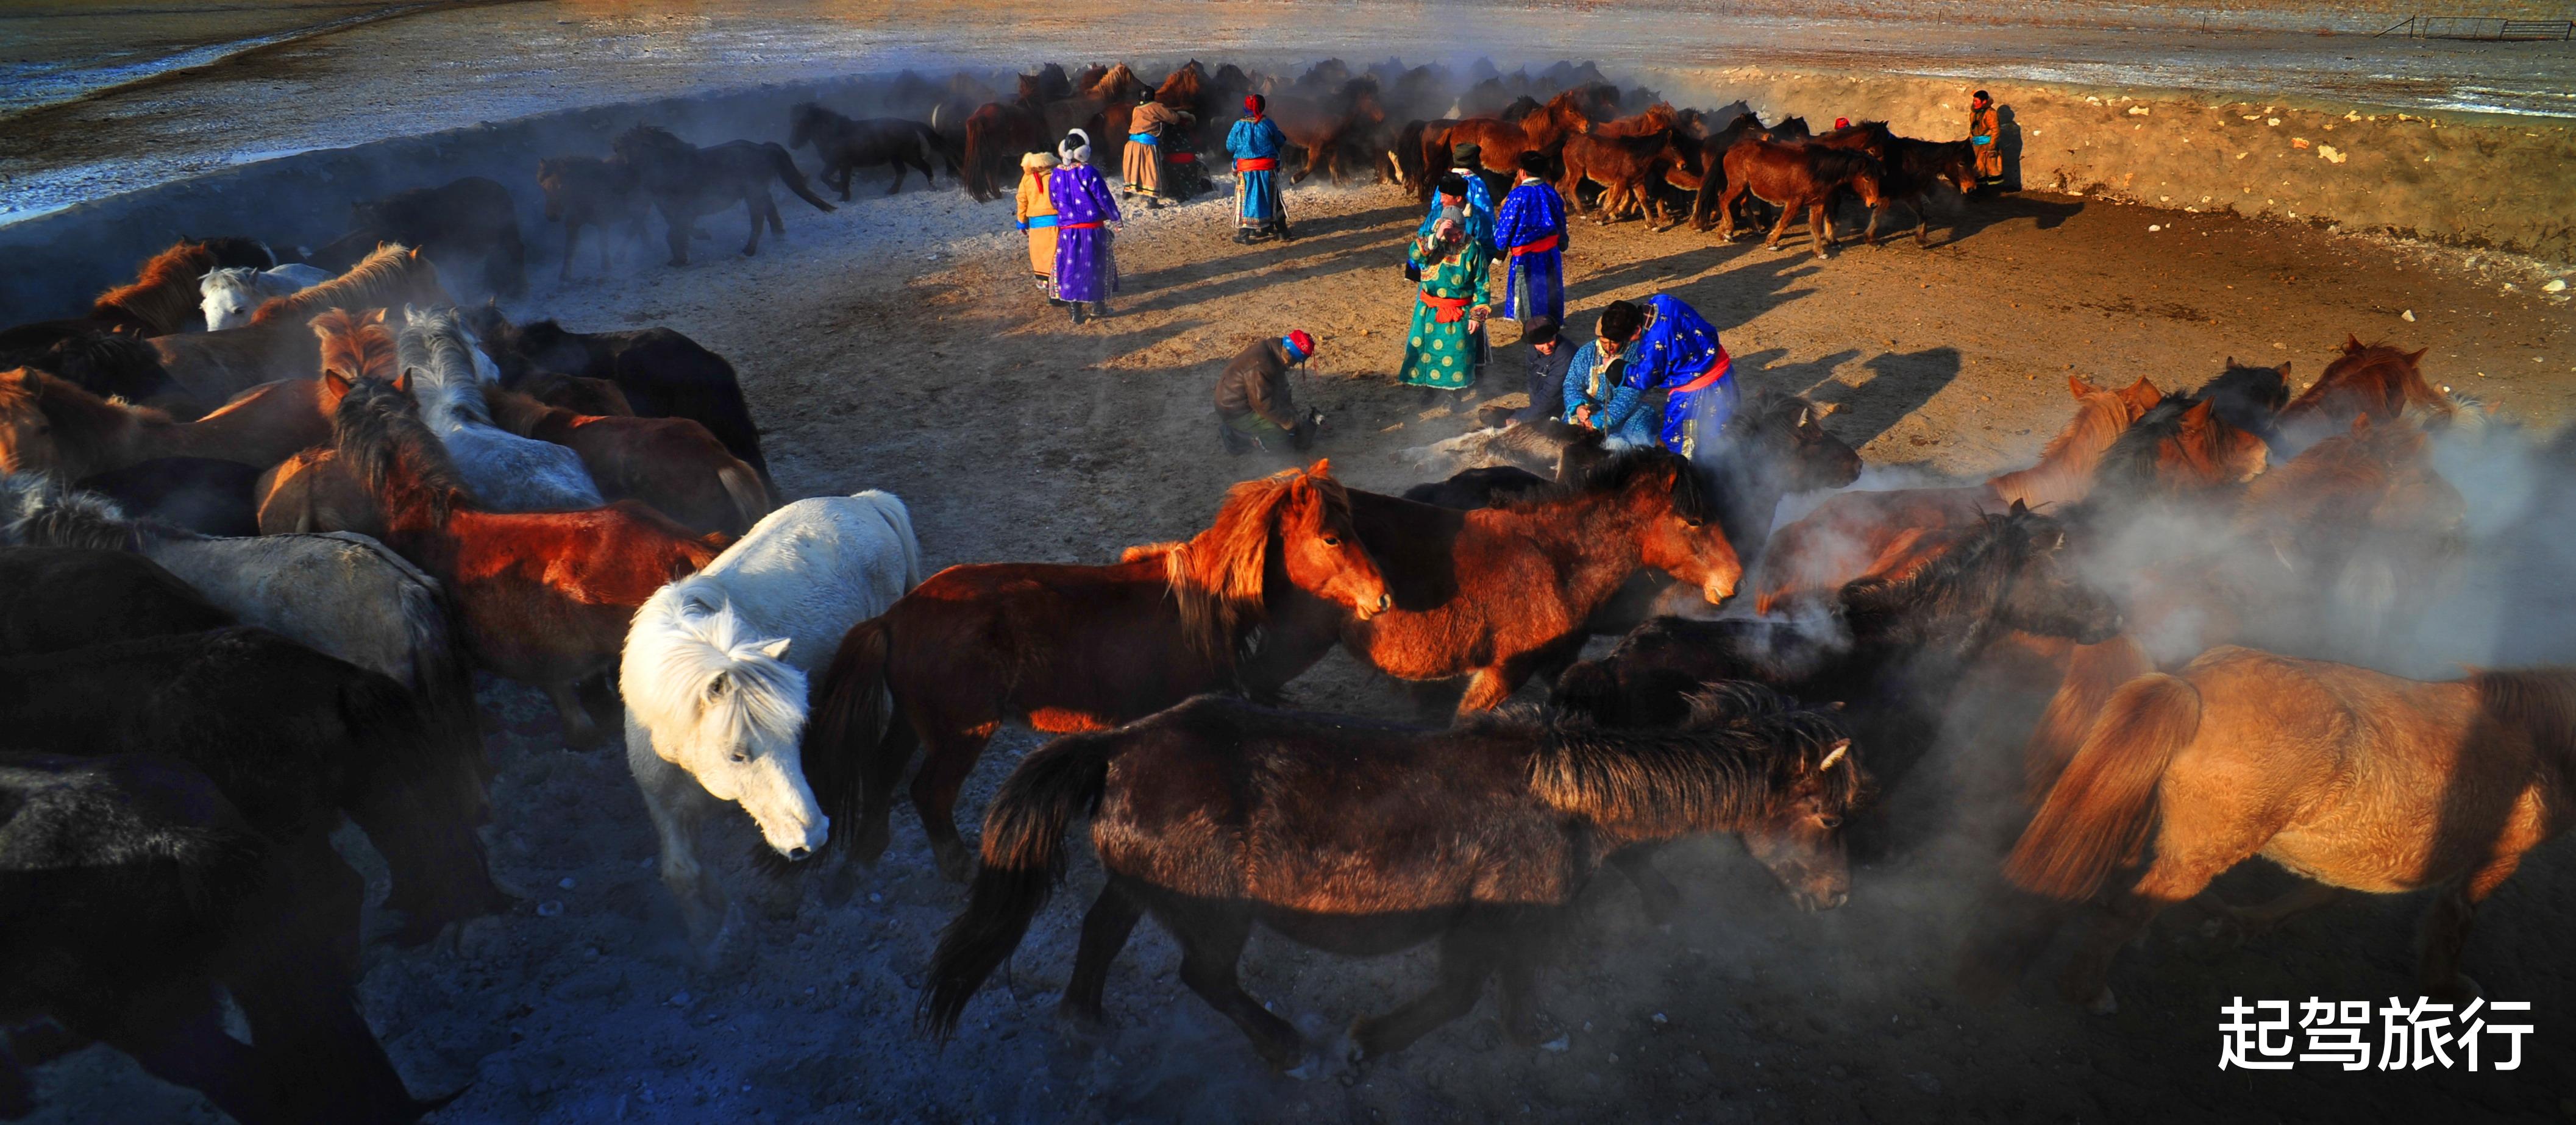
<box><xmin>197</xmin><ymin>263</ymin><xmax>335</xmax><ymax>330</ymax></box>
<box><xmin>396</xmin><ymin>304</ymin><xmax>602</xmax><ymax>511</ymax></box>
<box><xmin>620</xmin><ymin>490</ymin><xmax>923</xmax><ymax>957</ymax></box>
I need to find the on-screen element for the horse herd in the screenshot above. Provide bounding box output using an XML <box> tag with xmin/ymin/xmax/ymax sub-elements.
<box><xmin>2</xmin><ymin>63</ymin><xmax>2572</xmax><ymax>1125</ymax></box>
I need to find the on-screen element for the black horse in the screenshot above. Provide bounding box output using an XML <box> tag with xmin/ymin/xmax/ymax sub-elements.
<box><xmin>0</xmin><ymin>546</ymin><xmax>232</xmax><ymax>654</ymax></box>
<box><xmin>0</xmin><ymin>752</ymin><xmax>446</xmax><ymax>1124</ymax></box>
<box><xmin>611</xmin><ymin>124</ymin><xmax>836</xmax><ymax>265</ymax></box>
<box><xmin>787</xmin><ymin>102</ymin><xmax>956</xmax><ymax>199</ymax></box>
<box><xmin>920</xmin><ymin>695</ymin><xmax>1860</xmax><ymax>1067</ymax></box>
<box><xmin>461</xmin><ymin>302</ymin><xmax>772</xmax><ymax>495</ymax></box>
<box><xmin>311</xmin><ymin>176</ymin><xmax>528</xmax><ymax>299</ymax></box>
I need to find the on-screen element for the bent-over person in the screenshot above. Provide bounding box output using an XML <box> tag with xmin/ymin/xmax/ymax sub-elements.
<box><xmin>1216</xmin><ymin>330</ymin><xmax>1321</xmax><ymax>453</ymax></box>
<box><xmin>1123</xmin><ymin>100</ymin><xmax>1191</xmax><ymax>207</ymax></box>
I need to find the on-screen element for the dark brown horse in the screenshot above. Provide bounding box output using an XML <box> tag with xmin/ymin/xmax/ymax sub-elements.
<box><xmin>1812</xmin><ymin>121</ymin><xmax>1980</xmax><ymax>246</ymax></box>
<box><xmin>1267</xmin><ymin>77</ymin><xmax>1390</xmax><ymax>183</ymax></box>
<box><xmin>787</xmin><ymin>102</ymin><xmax>955</xmax><ymax>198</ymax></box>
<box><xmin>919</xmin><ymin>695</ymin><xmax>1861</xmax><ymax>1066</ymax></box>
<box><xmin>461</xmin><ymin>303</ymin><xmax>770</xmax><ymax>493</ymax></box>
<box><xmin>1713</xmin><ymin>138</ymin><xmax>1887</xmax><ymax>257</ymax></box>
<box><xmin>2275</xmin><ymin>336</ymin><xmax>2449</xmax><ymax>452</ymax></box>
<box><xmin>535</xmin><ymin>155</ymin><xmax>650</xmax><ymax>282</ymax></box>
<box><xmin>313</xmin><ymin>176</ymin><xmax>527</xmax><ymax>299</ymax></box>
<box><xmin>1238</xmin><ymin>449</ymin><xmax>1743</xmax><ymax>715</ymax></box>
<box><xmin>611</xmin><ymin>126</ymin><xmax>836</xmax><ymax>266</ymax></box>
<box><xmin>960</xmin><ymin>73</ymin><xmax>1048</xmax><ymax>202</ymax></box>
<box><xmin>1430</xmin><ymin>90</ymin><xmax>1606</xmax><ymax>200</ymax></box>
<box><xmin>800</xmin><ymin>463</ymin><xmax>1390</xmax><ymax>881</ymax></box>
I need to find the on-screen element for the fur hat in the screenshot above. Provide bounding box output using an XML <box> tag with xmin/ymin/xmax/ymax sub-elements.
<box><xmin>1020</xmin><ymin>151</ymin><xmax>1060</xmax><ymax>171</ymax></box>
<box><xmin>1451</xmin><ymin>141</ymin><xmax>1482</xmax><ymax>166</ymax></box>
<box><xmin>1058</xmin><ymin>129</ymin><xmax>1092</xmax><ymax>165</ymax></box>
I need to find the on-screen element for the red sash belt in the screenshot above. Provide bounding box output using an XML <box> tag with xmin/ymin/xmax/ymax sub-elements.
<box><xmin>1508</xmin><ymin>233</ymin><xmax>1560</xmax><ymax>257</ymax></box>
<box><xmin>1059</xmin><ymin>221</ymin><xmax>1105</xmax><ymax>230</ymax></box>
<box><xmin>1673</xmin><ymin>351</ymin><xmax>1734</xmax><ymax>394</ymax></box>
<box><xmin>1169</xmin><ymin>151</ymin><xmax>1198</xmax><ymax>163</ymax></box>
<box><xmin>1235</xmin><ymin>157</ymin><xmax>1279</xmax><ymax>172</ymax></box>
<box><xmin>1418</xmin><ymin>292</ymin><xmax>1471</xmax><ymax>324</ymax></box>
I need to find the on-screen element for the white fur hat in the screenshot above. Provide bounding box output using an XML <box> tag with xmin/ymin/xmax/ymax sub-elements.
<box><xmin>1021</xmin><ymin>151</ymin><xmax>1060</xmax><ymax>171</ymax></box>
<box><xmin>1058</xmin><ymin>129</ymin><xmax>1092</xmax><ymax>165</ymax></box>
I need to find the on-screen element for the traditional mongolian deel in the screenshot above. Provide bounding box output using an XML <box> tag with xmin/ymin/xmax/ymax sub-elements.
<box><xmin>1421</xmin><ymin>149</ymin><xmax>1499</xmax><ymax>253</ymax></box>
<box><xmin>1494</xmin><ymin>174</ymin><xmax>1567</xmax><ymax>325</ymax></box>
<box><xmin>1621</xmin><ymin>294</ymin><xmax>1737</xmax><ymax>458</ymax></box>
<box><xmin>1560</xmin><ymin>338</ymin><xmax>1656</xmax><ymax>446</ymax></box>
<box><xmin>1398</xmin><ymin>232</ymin><xmax>1495</xmax><ymax>391</ymax></box>
<box><xmin>1123</xmin><ymin>101</ymin><xmax>1187</xmax><ymax>200</ymax></box>
<box><xmin>1014</xmin><ymin>152</ymin><xmax>1061</xmax><ymax>298</ymax></box>
<box><xmin>1227</xmin><ymin>100</ymin><xmax>1289</xmax><ymax>233</ymax></box>
<box><xmin>1048</xmin><ymin>133</ymin><xmax>1122</xmax><ymax>306</ymax></box>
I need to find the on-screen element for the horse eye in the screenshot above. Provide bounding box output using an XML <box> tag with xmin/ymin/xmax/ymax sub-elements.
<box><xmin>1818</xmin><ymin>815</ymin><xmax>1843</xmax><ymax>829</ymax></box>
<box><xmin>1681</xmin><ymin>516</ymin><xmax>1704</xmax><ymax>528</ymax></box>
<box><xmin>730</xmin><ymin>750</ymin><xmax>750</xmax><ymax>764</ymax></box>
<box><xmin>1322</xmin><ymin>536</ymin><xmax>1342</xmax><ymax>547</ymax></box>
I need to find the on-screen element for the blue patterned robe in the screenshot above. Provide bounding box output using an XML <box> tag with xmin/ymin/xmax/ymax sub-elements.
<box><xmin>1227</xmin><ymin>116</ymin><xmax>1287</xmax><ymax>227</ymax></box>
<box><xmin>1048</xmin><ymin>163</ymin><xmax>1121</xmax><ymax>303</ymax></box>
<box><xmin>1621</xmin><ymin>294</ymin><xmax>1737</xmax><ymax>458</ymax></box>
<box><xmin>1493</xmin><ymin>177</ymin><xmax>1566</xmax><ymax>325</ymax></box>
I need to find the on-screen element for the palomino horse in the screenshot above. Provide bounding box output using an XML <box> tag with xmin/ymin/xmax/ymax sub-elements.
<box><xmin>611</xmin><ymin>125</ymin><xmax>836</xmax><ymax>266</ymax></box>
<box><xmin>800</xmin><ymin>463</ymin><xmax>1389</xmax><ymax>881</ymax></box>
<box><xmin>1237</xmin><ymin>449</ymin><xmax>1743</xmax><ymax>716</ymax></box>
<box><xmin>0</xmin><ymin>753</ymin><xmax>444</xmax><ymax>1124</ymax></box>
<box><xmin>621</xmin><ymin>491</ymin><xmax>923</xmax><ymax>958</ymax></box>
<box><xmin>149</xmin><ymin>244</ymin><xmax>453</xmax><ymax>414</ymax></box>
<box><xmin>2274</xmin><ymin>336</ymin><xmax>2449</xmax><ymax>453</ymax></box>
<box><xmin>483</xmin><ymin>386</ymin><xmax>769</xmax><ymax>535</ymax></box>
<box><xmin>2005</xmin><ymin>647</ymin><xmax>2576</xmax><ymax>1010</ymax></box>
<box><xmin>1713</xmin><ymin>138</ymin><xmax>1887</xmax><ymax>257</ymax></box>
<box><xmin>919</xmin><ymin>695</ymin><xmax>1860</xmax><ymax>1066</ymax></box>
<box><xmin>324</xmin><ymin>376</ymin><xmax>727</xmax><ymax>748</ymax></box>
<box><xmin>199</xmin><ymin>264</ymin><xmax>333</xmax><ymax>331</ymax></box>
<box><xmin>1750</xmin><ymin>375</ymin><xmax>2162</xmax><ymax>615</ymax></box>
<box><xmin>395</xmin><ymin>305</ymin><xmax>602</xmax><ymax>511</ymax></box>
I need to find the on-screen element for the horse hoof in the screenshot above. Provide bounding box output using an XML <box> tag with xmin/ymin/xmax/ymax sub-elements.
<box><xmin>2086</xmin><ymin>986</ymin><xmax>2118</xmax><ymax>1016</ymax></box>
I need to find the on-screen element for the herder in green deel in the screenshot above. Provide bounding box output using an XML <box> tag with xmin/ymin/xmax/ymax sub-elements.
<box><xmin>1398</xmin><ymin>173</ymin><xmax>1496</xmax><ymax>396</ymax></box>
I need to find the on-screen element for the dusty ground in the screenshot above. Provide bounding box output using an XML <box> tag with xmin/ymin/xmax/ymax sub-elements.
<box><xmin>26</xmin><ymin>166</ymin><xmax>2576</xmax><ymax>1122</ymax></box>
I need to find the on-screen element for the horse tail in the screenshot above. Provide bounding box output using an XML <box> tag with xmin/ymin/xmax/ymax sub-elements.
<box><xmin>2004</xmin><ymin>672</ymin><xmax>2199</xmax><ymax>901</ymax></box>
<box><xmin>802</xmin><ymin>614</ymin><xmax>895</xmax><ymax>854</ymax></box>
<box><xmin>336</xmin><ymin>665</ymin><xmax>511</xmax><ymax>942</ymax></box>
<box><xmin>853</xmin><ymin>489</ymin><xmax>926</xmax><ymax>589</ymax></box>
<box><xmin>2021</xmin><ymin>635</ymin><xmax>2154</xmax><ymax>805</ymax></box>
<box><xmin>961</xmin><ymin>115</ymin><xmax>997</xmax><ymax>201</ymax></box>
<box><xmin>715</xmin><ymin>460</ymin><xmax>772</xmax><ymax>535</ymax></box>
<box><xmin>766</xmin><ymin>143</ymin><xmax>838</xmax><ymax>212</ymax></box>
<box><xmin>918</xmin><ymin>729</ymin><xmax>1115</xmax><ymax>1040</ymax></box>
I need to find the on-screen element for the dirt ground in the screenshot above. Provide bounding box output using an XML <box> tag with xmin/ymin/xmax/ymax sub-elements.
<box><xmin>26</xmin><ymin>165</ymin><xmax>2576</xmax><ymax>1122</ymax></box>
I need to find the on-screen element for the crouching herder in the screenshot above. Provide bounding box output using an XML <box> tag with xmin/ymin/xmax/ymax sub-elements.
<box><xmin>1049</xmin><ymin>130</ymin><xmax>1122</xmax><ymax>324</ymax></box>
<box><xmin>1014</xmin><ymin>151</ymin><xmax>1061</xmax><ymax>303</ymax></box>
<box><xmin>1215</xmin><ymin>330</ymin><xmax>1324</xmax><ymax>454</ymax></box>
<box><xmin>1607</xmin><ymin>294</ymin><xmax>1737</xmax><ymax>459</ymax></box>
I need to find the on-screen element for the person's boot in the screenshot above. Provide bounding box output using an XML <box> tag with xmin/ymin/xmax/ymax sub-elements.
<box><xmin>1233</xmin><ymin>229</ymin><xmax>1252</xmax><ymax>245</ymax></box>
<box><xmin>1090</xmin><ymin>300</ymin><xmax>1110</xmax><ymax>320</ymax></box>
<box><xmin>1069</xmin><ymin>301</ymin><xmax>1086</xmax><ymax>325</ymax></box>
<box><xmin>1276</xmin><ymin>221</ymin><xmax>1296</xmax><ymax>242</ymax></box>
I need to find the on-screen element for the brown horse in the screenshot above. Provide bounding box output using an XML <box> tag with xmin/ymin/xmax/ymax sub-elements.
<box><xmin>920</xmin><ymin>695</ymin><xmax>1861</xmax><ymax>1066</ymax></box>
<box><xmin>1039</xmin><ymin>63</ymin><xmax>1151</xmax><ymax>151</ymax></box>
<box><xmin>482</xmin><ymin>386</ymin><xmax>770</xmax><ymax>535</ymax></box>
<box><xmin>1751</xmin><ymin>375</ymin><xmax>2162</xmax><ymax>615</ymax></box>
<box><xmin>2004</xmin><ymin>647</ymin><xmax>2576</xmax><ymax>1010</ymax></box>
<box><xmin>535</xmin><ymin>155</ymin><xmax>650</xmax><ymax>282</ymax></box>
<box><xmin>799</xmin><ymin>463</ymin><xmax>1390</xmax><ymax>881</ymax></box>
<box><xmin>2275</xmin><ymin>336</ymin><xmax>2449</xmax><ymax>452</ymax></box>
<box><xmin>149</xmin><ymin>245</ymin><xmax>452</xmax><ymax>413</ymax></box>
<box><xmin>1810</xmin><ymin>122</ymin><xmax>1980</xmax><ymax>247</ymax></box>
<box><xmin>1267</xmin><ymin>77</ymin><xmax>1389</xmax><ymax>184</ymax></box>
<box><xmin>1557</xmin><ymin>124</ymin><xmax>1688</xmax><ymax>226</ymax></box>
<box><xmin>613</xmin><ymin>125</ymin><xmax>837</xmax><ymax>266</ymax></box>
<box><xmin>1713</xmin><ymin>138</ymin><xmax>1887</xmax><ymax>257</ymax></box>
<box><xmin>1433</xmin><ymin>90</ymin><xmax>1603</xmax><ymax>199</ymax></box>
<box><xmin>787</xmin><ymin>102</ymin><xmax>954</xmax><ymax>199</ymax></box>
<box><xmin>960</xmin><ymin>73</ymin><xmax>1048</xmax><ymax>202</ymax></box>
<box><xmin>322</xmin><ymin>376</ymin><xmax>727</xmax><ymax>747</ymax></box>
<box><xmin>1239</xmin><ymin>449</ymin><xmax>1743</xmax><ymax>714</ymax></box>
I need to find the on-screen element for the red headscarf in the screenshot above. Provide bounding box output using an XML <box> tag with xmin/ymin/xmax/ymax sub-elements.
<box><xmin>1284</xmin><ymin>330</ymin><xmax>1315</xmax><ymax>360</ymax></box>
<box><xmin>1244</xmin><ymin>94</ymin><xmax>1265</xmax><ymax>119</ymax></box>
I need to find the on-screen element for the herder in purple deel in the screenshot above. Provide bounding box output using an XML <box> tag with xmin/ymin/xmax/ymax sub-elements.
<box><xmin>1049</xmin><ymin>129</ymin><xmax>1123</xmax><ymax>324</ymax></box>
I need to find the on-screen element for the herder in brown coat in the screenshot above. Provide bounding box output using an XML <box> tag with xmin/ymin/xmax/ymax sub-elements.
<box><xmin>1215</xmin><ymin>330</ymin><xmax>1322</xmax><ymax>453</ymax></box>
<box><xmin>1969</xmin><ymin>90</ymin><xmax>2003</xmax><ymax>184</ymax></box>
<box><xmin>1123</xmin><ymin>101</ymin><xmax>1192</xmax><ymax>207</ymax></box>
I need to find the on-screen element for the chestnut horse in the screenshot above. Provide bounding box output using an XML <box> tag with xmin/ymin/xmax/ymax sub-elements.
<box><xmin>324</xmin><ymin>377</ymin><xmax>728</xmax><ymax>747</ymax></box>
<box><xmin>483</xmin><ymin>386</ymin><xmax>771</xmax><ymax>535</ymax></box>
<box><xmin>1237</xmin><ymin>449</ymin><xmax>1744</xmax><ymax>715</ymax></box>
<box><xmin>2274</xmin><ymin>336</ymin><xmax>2449</xmax><ymax>453</ymax></box>
<box><xmin>1810</xmin><ymin>122</ymin><xmax>1980</xmax><ymax>246</ymax></box>
<box><xmin>960</xmin><ymin>73</ymin><xmax>1048</xmax><ymax>202</ymax></box>
<box><xmin>1267</xmin><ymin>77</ymin><xmax>1389</xmax><ymax>183</ymax></box>
<box><xmin>1751</xmin><ymin>375</ymin><xmax>2162</xmax><ymax>615</ymax></box>
<box><xmin>799</xmin><ymin>463</ymin><xmax>1390</xmax><ymax>881</ymax></box>
<box><xmin>149</xmin><ymin>244</ymin><xmax>452</xmax><ymax>414</ymax></box>
<box><xmin>1713</xmin><ymin>138</ymin><xmax>1887</xmax><ymax>257</ymax></box>
<box><xmin>920</xmin><ymin>695</ymin><xmax>1860</xmax><ymax>1066</ymax></box>
<box><xmin>2004</xmin><ymin>647</ymin><xmax>2576</xmax><ymax>1010</ymax></box>
<box><xmin>1429</xmin><ymin>90</ymin><xmax>1605</xmax><ymax>201</ymax></box>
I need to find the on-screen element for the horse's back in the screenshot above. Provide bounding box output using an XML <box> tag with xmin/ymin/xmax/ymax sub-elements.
<box><xmin>152</xmin><ymin>531</ymin><xmax>445</xmax><ymax>689</ymax></box>
<box><xmin>689</xmin><ymin>491</ymin><xmax>923</xmax><ymax>672</ymax></box>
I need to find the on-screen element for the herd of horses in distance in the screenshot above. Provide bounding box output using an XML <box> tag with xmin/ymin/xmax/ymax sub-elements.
<box><xmin>0</xmin><ymin>53</ymin><xmax>2568</xmax><ymax>1125</ymax></box>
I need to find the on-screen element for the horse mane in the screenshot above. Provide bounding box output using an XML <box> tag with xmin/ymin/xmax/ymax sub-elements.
<box><xmin>249</xmin><ymin>243</ymin><xmax>428</xmax><ymax>326</ymax></box>
<box><xmin>1501</xmin><ymin>445</ymin><xmax>1713</xmax><ymax>523</ymax></box>
<box><xmin>2283</xmin><ymin>338</ymin><xmax>2448</xmax><ymax>421</ymax></box>
<box><xmin>312</xmin><ymin>308</ymin><xmax>398</xmax><ymax>380</ymax></box>
<box><xmin>1523</xmin><ymin>704</ymin><xmax>1862</xmax><ymax>836</ymax></box>
<box><xmin>1990</xmin><ymin>380</ymin><xmax>2154</xmax><ymax>503</ymax></box>
<box><xmin>0</xmin><ymin>470</ymin><xmax>174</xmax><ymax>552</ymax></box>
<box><xmin>2472</xmin><ymin>668</ymin><xmax>2576</xmax><ymax>766</ymax></box>
<box><xmin>94</xmin><ymin>241</ymin><xmax>217</xmax><ymax>336</ymax></box>
<box><xmin>1840</xmin><ymin>507</ymin><xmax>2055</xmax><ymax>651</ymax></box>
<box><xmin>1158</xmin><ymin>467</ymin><xmax>1345</xmax><ymax>665</ymax></box>
<box><xmin>396</xmin><ymin>304</ymin><xmax>491</xmax><ymax>424</ymax></box>
<box><xmin>331</xmin><ymin>376</ymin><xmax>470</xmax><ymax>520</ymax></box>
<box><xmin>625</xmin><ymin>584</ymin><xmax>809</xmax><ymax>752</ymax></box>
<box><xmin>2090</xmin><ymin>393</ymin><xmax>2196</xmax><ymax>495</ymax></box>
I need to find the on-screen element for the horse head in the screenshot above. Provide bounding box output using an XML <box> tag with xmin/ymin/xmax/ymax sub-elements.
<box><xmin>1844</xmin><ymin>153</ymin><xmax>1890</xmax><ymax>210</ymax></box>
<box><xmin>1272</xmin><ymin>459</ymin><xmax>1389</xmax><ymax>620</ymax></box>
<box><xmin>1732</xmin><ymin>710</ymin><xmax>1863</xmax><ymax>912</ymax></box>
<box><xmin>1727</xmin><ymin>391</ymin><xmax>1860</xmax><ymax>495</ymax></box>
<box><xmin>786</xmin><ymin>102</ymin><xmax>827</xmax><ymax>149</ymax></box>
<box><xmin>625</xmin><ymin>591</ymin><xmax>828</xmax><ymax>861</ymax></box>
<box><xmin>199</xmin><ymin>267</ymin><xmax>263</xmax><ymax>331</ymax></box>
<box><xmin>1853</xmin><ymin>502</ymin><xmax>2122</xmax><ymax>649</ymax></box>
<box><xmin>1162</xmin><ymin>460</ymin><xmax>1388</xmax><ymax>664</ymax></box>
<box><xmin>0</xmin><ymin>370</ymin><xmax>61</xmax><ymax>477</ymax></box>
<box><xmin>1591</xmin><ymin>448</ymin><xmax>1743</xmax><ymax>605</ymax></box>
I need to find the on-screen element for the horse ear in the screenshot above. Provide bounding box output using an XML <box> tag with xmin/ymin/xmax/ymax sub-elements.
<box><xmin>706</xmin><ymin>671</ymin><xmax>730</xmax><ymax>698</ymax></box>
<box><xmin>2278</xmin><ymin>361</ymin><xmax>2291</xmax><ymax>376</ymax></box>
<box><xmin>2008</xmin><ymin>498</ymin><xmax>2029</xmax><ymax>516</ymax></box>
<box><xmin>759</xmin><ymin>637</ymin><xmax>791</xmax><ymax>660</ymax></box>
<box><xmin>324</xmin><ymin>369</ymin><xmax>353</xmax><ymax>396</ymax></box>
<box><xmin>2408</xmin><ymin>347</ymin><xmax>2429</xmax><ymax>365</ymax></box>
<box><xmin>2343</xmin><ymin>333</ymin><xmax>2363</xmax><ymax>352</ymax></box>
<box><xmin>2180</xmin><ymin>398</ymin><xmax>2215</xmax><ymax>428</ymax></box>
<box><xmin>2350</xmin><ymin>414</ymin><xmax>2372</xmax><ymax>435</ymax></box>
<box><xmin>1815</xmin><ymin>740</ymin><xmax>1850</xmax><ymax>771</ymax></box>
<box><xmin>2067</xmin><ymin>374</ymin><xmax>2099</xmax><ymax>397</ymax></box>
<box><xmin>1305</xmin><ymin>458</ymin><xmax>1332</xmax><ymax>478</ymax></box>
<box><xmin>392</xmin><ymin>368</ymin><xmax>413</xmax><ymax>396</ymax></box>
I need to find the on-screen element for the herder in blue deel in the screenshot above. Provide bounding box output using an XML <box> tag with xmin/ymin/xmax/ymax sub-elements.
<box><xmin>1418</xmin><ymin>141</ymin><xmax>1498</xmax><ymax>254</ymax></box>
<box><xmin>1600</xmin><ymin>294</ymin><xmax>1737</xmax><ymax>459</ymax></box>
<box><xmin>1228</xmin><ymin>94</ymin><xmax>1291</xmax><ymax>243</ymax></box>
<box><xmin>1493</xmin><ymin>151</ymin><xmax>1565</xmax><ymax>327</ymax></box>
